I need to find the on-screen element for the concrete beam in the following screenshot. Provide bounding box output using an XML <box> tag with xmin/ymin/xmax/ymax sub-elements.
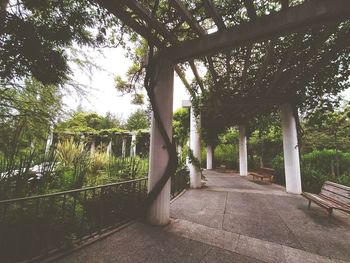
<box><xmin>161</xmin><ymin>0</ymin><xmax>350</xmax><ymax>62</ymax></box>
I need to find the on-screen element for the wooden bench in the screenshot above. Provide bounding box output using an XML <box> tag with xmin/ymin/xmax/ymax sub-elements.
<box><xmin>249</xmin><ymin>167</ymin><xmax>274</xmax><ymax>184</ymax></box>
<box><xmin>302</xmin><ymin>181</ymin><xmax>350</xmax><ymax>219</ymax></box>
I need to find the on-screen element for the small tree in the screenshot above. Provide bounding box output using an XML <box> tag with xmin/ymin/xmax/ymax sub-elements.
<box><xmin>125</xmin><ymin>109</ymin><xmax>149</xmax><ymax>131</ymax></box>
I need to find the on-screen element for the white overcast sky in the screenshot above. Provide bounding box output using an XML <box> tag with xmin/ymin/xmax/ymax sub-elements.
<box><xmin>63</xmin><ymin>46</ymin><xmax>350</xmax><ymax>121</ymax></box>
<box><xmin>63</xmin><ymin>47</ymin><xmax>194</xmax><ymax>120</ymax></box>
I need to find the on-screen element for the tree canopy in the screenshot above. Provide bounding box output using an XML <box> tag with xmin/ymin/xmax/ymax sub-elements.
<box><xmin>0</xmin><ymin>0</ymin><xmax>127</xmax><ymax>86</ymax></box>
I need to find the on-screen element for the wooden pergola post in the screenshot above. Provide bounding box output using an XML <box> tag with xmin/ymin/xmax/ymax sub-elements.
<box><xmin>147</xmin><ymin>58</ymin><xmax>174</xmax><ymax>225</ymax></box>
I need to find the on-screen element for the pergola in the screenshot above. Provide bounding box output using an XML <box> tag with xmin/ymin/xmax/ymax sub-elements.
<box><xmin>93</xmin><ymin>0</ymin><xmax>350</xmax><ymax>225</ymax></box>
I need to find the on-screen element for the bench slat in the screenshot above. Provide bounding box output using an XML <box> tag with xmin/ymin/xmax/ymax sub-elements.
<box><xmin>320</xmin><ymin>189</ymin><xmax>350</xmax><ymax>207</ymax></box>
<box><xmin>325</xmin><ymin>181</ymin><xmax>350</xmax><ymax>191</ymax></box>
<box><xmin>319</xmin><ymin>194</ymin><xmax>350</xmax><ymax>211</ymax></box>
<box><xmin>322</xmin><ymin>184</ymin><xmax>350</xmax><ymax>199</ymax></box>
<box><xmin>303</xmin><ymin>193</ymin><xmax>350</xmax><ymax>212</ymax></box>
<box><xmin>302</xmin><ymin>193</ymin><xmax>333</xmax><ymax>209</ymax></box>
<box><xmin>303</xmin><ymin>181</ymin><xmax>350</xmax><ymax>216</ymax></box>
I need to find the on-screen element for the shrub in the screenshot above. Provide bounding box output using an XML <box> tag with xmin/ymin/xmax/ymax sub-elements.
<box><xmin>214</xmin><ymin>144</ymin><xmax>239</xmax><ymax>169</ymax></box>
<box><xmin>271</xmin><ymin>150</ymin><xmax>350</xmax><ymax>193</ymax></box>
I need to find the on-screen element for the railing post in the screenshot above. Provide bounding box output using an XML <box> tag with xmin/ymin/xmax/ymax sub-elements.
<box><xmin>147</xmin><ymin>58</ymin><xmax>174</xmax><ymax>225</ymax></box>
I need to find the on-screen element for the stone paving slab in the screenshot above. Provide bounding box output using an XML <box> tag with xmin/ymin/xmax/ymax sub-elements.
<box><xmin>171</xmin><ymin>171</ymin><xmax>350</xmax><ymax>261</ymax></box>
<box><xmin>54</xmin><ymin>170</ymin><xmax>350</xmax><ymax>263</ymax></box>
<box><xmin>165</xmin><ymin>218</ymin><xmax>349</xmax><ymax>263</ymax></box>
<box><xmin>55</xmin><ymin>221</ymin><xmax>263</xmax><ymax>263</ymax></box>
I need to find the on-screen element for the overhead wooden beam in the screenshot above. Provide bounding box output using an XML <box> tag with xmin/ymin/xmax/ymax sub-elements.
<box><xmin>105</xmin><ymin>0</ymin><xmax>205</xmax><ymax>94</ymax></box>
<box><xmin>175</xmin><ymin>65</ymin><xmax>197</xmax><ymax>98</ymax></box>
<box><xmin>203</xmin><ymin>0</ymin><xmax>226</xmax><ymax>31</ymax></box>
<box><xmin>255</xmin><ymin>39</ymin><xmax>276</xmax><ymax>91</ymax></box>
<box><xmin>189</xmin><ymin>61</ymin><xmax>205</xmax><ymax>92</ymax></box>
<box><xmin>280</xmin><ymin>0</ymin><xmax>289</xmax><ymax>10</ymax></box>
<box><xmin>242</xmin><ymin>0</ymin><xmax>257</xmax><ymax>21</ymax></box>
<box><xmin>206</xmin><ymin>57</ymin><xmax>219</xmax><ymax>85</ymax></box>
<box><xmin>161</xmin><ymin>0</ymin><xmax>350</xmax><ymax>63</ymax></box>
<box><xmin>241</xmin><ymin>45</ymin><xmax>252</xmax><ymax>90</ymax></box>
<box><xmin>94</xmin><ymin>0</ymin><xmax>162</xmax><ymax>47</ymax></box>
<box><xmin>277</xmin><ymin>23</ymin><xmax>340</xmax><ymax>93</ymax></box>
<box><xmin>170</xmin><ymin>0</ymin><xmax>206</xmax><ymax>35</ymax></box>
<box><xmin>265</xmin><ymin>32</ymin><xmax>306</xmax><ymax>96</ymax></box>
<box><xmin>120</xmin><ymin>0</ymin><xmax>171</xmax><ymax>39</ymax></box>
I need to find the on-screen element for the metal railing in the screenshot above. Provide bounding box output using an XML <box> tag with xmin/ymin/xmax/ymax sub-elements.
<box><xmin>0</xmin><ymin>169</ymin><xmax>189</xmax><ymax>262</ymax></box>
<box><xmin>0</xmin><ymin>178</ymin><xmax>148</xmax><ymax>262</ymax></box>
<box><xmin>171</xmin><ymin>168</ymin><xmax>189</xmax><ymax>199</ymax></box>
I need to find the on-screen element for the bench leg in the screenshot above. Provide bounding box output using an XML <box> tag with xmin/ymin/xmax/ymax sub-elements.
<box><xmin>308</xmin><ymin>200</ymin><xmax>311</xmax><ymax>209</ymax></box>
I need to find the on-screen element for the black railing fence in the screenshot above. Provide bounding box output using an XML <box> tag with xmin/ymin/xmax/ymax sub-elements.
<box><xmin>0</xmin><ymin>170</ymin><xmax>188</xmax><ymax>262</ymax></box>
<box><xmin>171</xmin><ymin>168</ymin><xmax>188</xmax><ymax>199</ymax></box>
<box><xmin>0</xmin><ymin>178</ymin><xmax>148</xmax><ymax>262</ymax></box>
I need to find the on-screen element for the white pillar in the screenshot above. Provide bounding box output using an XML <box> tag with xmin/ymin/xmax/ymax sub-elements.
<box><xmin>130</xmin><ymin>134</ymin><xmax>137</xmax><ymax>157</ymax></box>
<box><xmin>189</xmin><ymin>108</ymin><xmax>201</xmax><ymax>188</ymax></box>
<box><xmin>45</xmin><ymin>131</ymin><xmax>53</xmax><ymax>155</ymax></box>
<box><xmin>185</xmin><ymin>140</ymin><xmax>190</xmax><ymax>166</ymax></box>
<box><xmin>106</xmin><ymin>140</ymin><xmax>112</xmax><ymax>156</ymax></box>
<box><xmin>206</xmin><ymin>145</ymin><xmax>213</xmax><ymax>170</ymax></box>
<box><xmin>90</xmin><ymin>139</ymin><xmax>95</xmax><ymax>156</ymax></box>
<box><xmin>239</xmin><ymin>125</ymin><xmax>248</xmax><ymax>176</ymax></box>
<box><xmin>147</xmin><ymin>59</ymin><xmax>174</xmax><ymax>225</ymax></box>
<box><xmin>121</xmin><ymin>137</ymin><xmax>127</xmax><ymax>158</ymax></box>
<box><xmin>281</xmin><ymin>103</ymin><xmax>302</xmax><ymax>194</ymax></box>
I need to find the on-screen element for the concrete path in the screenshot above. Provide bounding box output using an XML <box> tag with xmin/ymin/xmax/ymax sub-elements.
<box><xmin>55</xmin><ymin>170</ymin><xmax>350</xmax><ymax>263</ymax></box>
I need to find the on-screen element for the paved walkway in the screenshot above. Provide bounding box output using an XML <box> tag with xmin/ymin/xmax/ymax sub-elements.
<box><xmin>55</xmin><ymin>171</ymin><xmax>350</xmax><ymax>263</ymax></box>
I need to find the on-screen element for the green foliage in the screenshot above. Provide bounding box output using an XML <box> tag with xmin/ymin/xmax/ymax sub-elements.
<box><xmin>56</xmin><ymin>111</ymin><xmax>124</xmax><ymax>133</ymax></box>
<box><xmin>0</xmin><ymin>78</ymin><xmax>62</xmax><ymax>159</ymax></box>
<box><xmin>56</xmin><ymin>139</ymin><xmax>87</xmax><ymax>167</ymax></box>
<box><xmin>302</xmin><ymin>103</ymin><xmax>350</xmax><ymax>152</ymax></box>
<box><xmin>173</xmin><ymin>108</ymin><xmax>190</xmax><ymax>147</ymax></box>
<box><xmin>214</xmin><ymin>144</ymin><xmax>239</xmax><ymax>169</ymax></box>
<box><xmin>271</xmin><ymin>150</ymin><xmax>350</xmax><ymax>193</ymax></box>
<box><xmin>1</xmin><ymin>0</ymin><xmax>124</xmax><ymax>85</ymax></box>
<box><xmin>125</xmin><ymin>109</ymin><xmax>149</xmax><ymax>131</ymax></box>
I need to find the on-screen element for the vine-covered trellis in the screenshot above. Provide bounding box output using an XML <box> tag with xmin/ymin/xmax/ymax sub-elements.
<box><xmin>91</xmin><ymin>0</ymin><xmax>350</xmax><ymax>214</ymax></box>
<box><xmin>50</xmin><ymin>130</ymin><xmax>150</xmax><ymax>158</ymax></box>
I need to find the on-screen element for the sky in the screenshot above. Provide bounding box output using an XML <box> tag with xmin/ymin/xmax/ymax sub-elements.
<box><xmin>63</xmin><ymin>46</ymin><xmax>350</xmax><ymax>121</ymax></box>
<box><xmin>63</xmin><ymin>47</ymin><xmax>192</xmax><ymax>121</ymax></box>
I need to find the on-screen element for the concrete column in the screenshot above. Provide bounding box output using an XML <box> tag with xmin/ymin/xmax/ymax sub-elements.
<box><xmin>189</xmin><ymin>108</ymin><xmax>201</xmax><ymax>188</ymax></box>
<box><xmin>121</xmin><ymin>137</ymin><xmax>127</xmax><ymax>158</ymax></box>
<box><xmin>239</xmin><ymin>125</ymin><xmax>248</xmax><ymax>176</ymax></box>
<box><xmin>106</xmin><ymin>140</ymin><xmax>112</xmax><ymax>156</ymax></box>
<box><xmin>206</xmin><ymin>145</ymin><xmax>213</xmax><ymax>170</ymax></box>
<box><xmin>130</xmin><ymin>134</ymin><xmax>137</xmax><ymax>157</ymax></box>
<box><xmin>90</xmin><ymin>139</ymin><xmax>95</xmax><ymax>156</ymax></box>
<box><xmin>281</xmin><ymin>103</ymin><xmax>302</xmax><ymax>194</ymax></box>
<box><xmin>147</xmin><ymin>59</ymin><xmax>174</xmax><ymax>225</ymax></box>
<box><xmin>45</xmin><ymin>131</ymin><xmax>53</xmax><ymax>155</ymax></box>
<box><xmin>185</xmin><ymin>140</ymin><xmax>190</xmax><ymax>166</ymax></box>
